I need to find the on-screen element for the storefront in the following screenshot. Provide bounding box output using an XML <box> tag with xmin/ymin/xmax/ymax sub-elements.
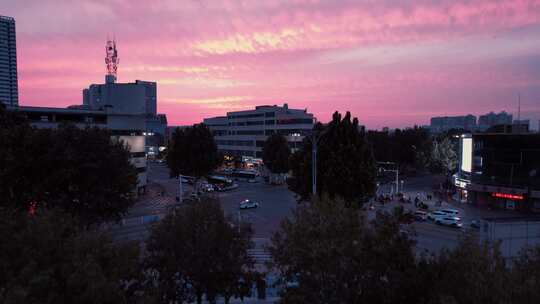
<box><xmin>467</xmin><ymin>183</ymin><xmax>528</xmax><ymax>210</ymax></box>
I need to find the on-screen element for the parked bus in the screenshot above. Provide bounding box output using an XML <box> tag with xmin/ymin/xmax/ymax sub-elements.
<box><xmin>207</xmin><ymin>175</ymin><xmax>233</xmax><ymax>186</ymax></box>
<box><xmin>232</xmin><ymin>170</ymin><xmax>258</xmax><ymax>182</ymax></box>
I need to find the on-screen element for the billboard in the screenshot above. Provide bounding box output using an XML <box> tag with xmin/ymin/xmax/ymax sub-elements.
<box><xmin>461</xmin><ymin>137</ymin><xmax>472</xmax><ymax>172</ymax></box>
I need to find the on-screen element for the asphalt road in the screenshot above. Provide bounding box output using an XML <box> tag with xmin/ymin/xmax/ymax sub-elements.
<box><xmin>112</xmin><ymin>164</ymin><xmax>506</xmax><ymax>257</ymax></box>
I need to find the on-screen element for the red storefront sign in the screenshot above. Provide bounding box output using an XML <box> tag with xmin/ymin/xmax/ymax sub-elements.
<box><xmin>491</xmin><ymin>192</ymin><xmax>524</xmax><ymax>200</ymax></box>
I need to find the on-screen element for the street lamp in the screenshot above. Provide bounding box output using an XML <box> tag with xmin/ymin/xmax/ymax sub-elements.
<box><xmin>311</xmin><ymin>119</ymin><xmax>320</xmax><ymax>196</ymax></box>
<box><xmin>176</xmin><ymin>175</ymin><xmax>184</xmax><ymax>203</ymax></box>
<box><xmin>378</xmin><ymin>162</ymin><xmax>399</xmax><ymax>195</ymax></box>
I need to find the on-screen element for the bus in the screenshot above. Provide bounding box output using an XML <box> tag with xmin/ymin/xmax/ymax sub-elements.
<box><xmin>232</xmin><ymin>170</ymin><xmax>258</xmax><ymax>182</ymax></box>
<box><xmin>207</xmin><ymin>175</ymin><xmax>233</xmax><ymax>185</ymax></box>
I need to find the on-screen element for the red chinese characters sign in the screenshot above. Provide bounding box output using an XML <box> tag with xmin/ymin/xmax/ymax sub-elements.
<box><xmin>491</xmin><ymin>192</ymin><xmax>524</xmax><ymax>200</ymax></box>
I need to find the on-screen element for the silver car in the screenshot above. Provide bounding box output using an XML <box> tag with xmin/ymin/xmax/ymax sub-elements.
<box><xmin>239</xmin><ymin>199</ymin><xmax>259</xmax><ymax>209</ymax></box>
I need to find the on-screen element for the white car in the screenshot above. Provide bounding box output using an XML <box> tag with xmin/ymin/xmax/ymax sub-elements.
<box><xmin>439</xmin><ymin>208</ymin><xmax>459</xmax><ymax>216</ymax></box>
<box><xmin>239</xmin><ymin>199</ymin><xmax>259</xmax><ymax>210</ymax></box>
<box><xmin>434</xmin><ymin>216</ymin><xmax>462</xmax><ymax>228</ymax></box>
<box><xmin>427</xmin><ymin>211</ymin><xmax>446</xmax><ymax>221</ymax></box>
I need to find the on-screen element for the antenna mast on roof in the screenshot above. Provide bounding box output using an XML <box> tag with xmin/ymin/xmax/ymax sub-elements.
<box><xmin>105</xmin><ymin>38</ymin><xmax>119</xmax><ymax>84</ymax></box>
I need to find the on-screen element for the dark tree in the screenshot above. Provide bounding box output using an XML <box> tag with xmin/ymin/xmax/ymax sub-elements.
<box><xmin>262</xmin><ymin>134</ymin><xmax>290</xmax><ymax>174</ymax></box>
<box><xmin>511</xmin><ymin>246</ymin><xmax>540</xmax><ymax>302</ymax></box>
<box><xmin>0</xmin><ymin>209</ymin><xmax>141</xmax><ymax>304</ymax></box>
<box><xmin>0</xmin><ymin>109</ymin><xmax>138</xmax><ymax>226</ymax></box>
<box><xmin>288</xmin><ymin>111</ymin><xmax>376</xmax><ymax>203</ymax></box>
<box><xmin>427</xmin><ymin>235</ymin><xmax>509</xmax><ymax>304</ymax></box>
<box><xmin>166</xmin><ymin>124</ymin><xmax>220</xmax><ymax>179</ymax></box>
<box><xmin>268</xmin><ymin>196</ymin><xmax>420</xmax><ymax>303</ymax></box>
<box><xmin>144</xmin><ymin>197</ymin><xmax>254</xmax><ymax>304</ymax></box>
<box><xmin>367</xmin><ymin>126</ymin><xmax>431</xmax><ymax>173</ymax></box>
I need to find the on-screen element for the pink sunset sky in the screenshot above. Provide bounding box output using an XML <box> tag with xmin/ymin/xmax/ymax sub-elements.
<box><xmin>4</xmin><ymin>0</ymin><xmax>540</xmax><ymax>129</ymax></box>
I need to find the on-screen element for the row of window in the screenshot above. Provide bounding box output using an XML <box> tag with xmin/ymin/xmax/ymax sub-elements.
<box><xmin>216</xmin><ymin>140</ymin><xmax>254</xmax><ymax>146</ymax></box>
<box><xmin>277</xmin><ymin>118</ymin><xmax>313</xmax><ymax>125</ymax></box>
<box><xmin>227</xmin><ymin>111</ymin><xmax>276</xmax><ymax>119</ymax></box>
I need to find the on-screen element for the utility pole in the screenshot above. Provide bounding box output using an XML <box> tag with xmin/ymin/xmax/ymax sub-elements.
<box><xmin>176</xmin><ymin>175</ymin><xmax>183</xmax><ymax>203</ymax></box>
<box><xmin>312</xmin><ymin>137</ymin><xmax>317</xmax><ymax>196</ymax></box>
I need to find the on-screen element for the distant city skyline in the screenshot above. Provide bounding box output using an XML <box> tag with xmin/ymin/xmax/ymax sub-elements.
<box><xmin>3</xmin><ymin>1</ymin><xmax>540</xmax><ymax>129</ymax></box>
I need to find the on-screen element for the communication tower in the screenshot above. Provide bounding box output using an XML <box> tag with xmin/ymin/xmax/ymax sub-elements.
<box><xmin>105</xmin><ymin>38</ymin><xmax>119</xmax><ymax>83</ymax></box>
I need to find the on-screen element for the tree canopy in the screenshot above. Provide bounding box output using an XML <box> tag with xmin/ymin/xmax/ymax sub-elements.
<box><xmin>288</xmin><ymin>111</ymin><xmax>376</xmax><ymax>203</ymax></box>
<box><xmin>0</xmin><ymin>106</ymin><xmax>138</xmax><ymax>226</ymax></box>
<box><xmin>144</xmin><ymin>197</ymin><xmax>255</xmax><ymax>304</ymax></box>
<box><xmin>268</xmin><ymin>196</ymin><xmax>419</xmax><ymax>303</ymax></box>
<box><xmin>262</xmin><ymin>134</ymin><xmax>290</xmax><ymax>174</ymax></box>
<box><xmin>166</xmin><ymin>124</ymin><xmax>220</xmax><ymax>178</ymax></box>
<box><xmin>367</xmin><ymin>126</ymin><xmax>431</xmax><ymax>171</ymax></box>
<box><xmin>0</xmin><ymin>209</ymin><xmax>141</xmax><ymax>304</ymax></box>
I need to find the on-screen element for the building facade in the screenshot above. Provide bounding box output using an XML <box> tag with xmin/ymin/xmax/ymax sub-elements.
<box><xmin>430</xmin><ymin>115</ymin><xmax>476</xmax><ymax>133</ymax></box>
<box><xmin>0</xmin><ymin>15</ymin><xmax>18</xmax><ymax>106</ymax></box>
<box><xmin>82</xmin><ymin>79</ymin><xmax>167</xmax><ymax>152</ymax></box>
<box><xmin>7</xmin><ymin>105</ymin><xmax>148</xmax><ymax>194</ymax></box>
<box><xmin>455</xmin><ymin>133</ymin><xmax>540</xmax><ymax>212</ymax></box>
<box><xmin>478</xmin><ymin>111</ymin><xmax>513</xmax><ymax>131</ymax></box>
<box><xmin>204</xmin><ymin>104</ymin><xmax>314</xmax><ymax>158</ymax></box>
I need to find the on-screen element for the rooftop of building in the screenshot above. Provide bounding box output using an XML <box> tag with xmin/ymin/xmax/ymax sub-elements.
<box><xmin>0</xmin><ymin>16</ymin><xmax>15</xmax><ymax>22</ymax></box>
<box><xmin>8</xmin><ymin>105</ymin><xmax>105</xmax><ymax>115</ymax></box>
<box><xmin>227</xmin><ymin>103</ymin><xmax>311</xmax><ymax>116</ymax></box>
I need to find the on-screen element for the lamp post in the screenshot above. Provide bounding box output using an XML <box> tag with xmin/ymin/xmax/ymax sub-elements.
<box><xmin>378</xmin><ymin>162</ymin><xmax>399</xmax><ymax>195</ymax></box>
<box><xmin>176</xmin><ymin>175</ymin><xmax>183</xmax><ymax>203</ymax></box>
<box><xmin>311</xmin><ymin>119</ymin><xmax>319</xmax><ymax>196</ymax></box>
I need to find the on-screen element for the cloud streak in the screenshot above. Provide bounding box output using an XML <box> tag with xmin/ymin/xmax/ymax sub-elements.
<box><xmin>3</xmin><ymin>0</ymin><xmax>540</xmax><ymax>128</ymax></box>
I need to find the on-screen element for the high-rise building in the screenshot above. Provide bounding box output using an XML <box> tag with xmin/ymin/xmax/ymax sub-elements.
<box><xmin>478</xmin><ymin>111</ymin><xmax>513</xmax><ymax>131</ymax></box>
<box><xmin>429</xmin><ymin>115</ymin><xmax>476</xmax><ymax>133</ymax></box>
<box><xmin>204</xmin><ymin>103</ymin><xmax>314</xmax><ymax>158</ymax></box>
<box><xmin>0</xmin><ymin>15</ymin><xmax>18</xmax><ymax>106</ymax></box>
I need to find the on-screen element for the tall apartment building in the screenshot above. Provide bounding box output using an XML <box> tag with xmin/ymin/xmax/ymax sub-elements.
<box><xmin>478</xmin><ymin>111</ymin><xmax>513</xmax><ymax>131</ymax></box>
<box><xmin>429</xmin><ymin>115</ymin><xmax>476</xmax><ymax>133</ymax></box>
<box><xmin>204</xmin><ymin>104</ymin><xmax>314</xmax><ymax>158</ymax></box>
<box><xmin>0</xmin><ymin>15</ymin><xmax>18</xmax><ymax>106</ymax></box>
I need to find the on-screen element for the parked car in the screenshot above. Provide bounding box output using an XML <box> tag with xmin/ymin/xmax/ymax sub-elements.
<box><xmin>414</xmin><ymin>210</ymin><xmax>428</xmax><ymax>221</ymax></box>
<box><xmin>434</xmin><ymin>216</ymin><xmax>462</xmax><ymax>228</ymax></box>
<box><xmin>239</xmin><ymin>199</ymin><xmax>259</xmax><ymax>210</ymax></box>
<box><xmin>427</xmin><ymin>211</ymin><xmax>447</xmax><ymax>221</ymax></box>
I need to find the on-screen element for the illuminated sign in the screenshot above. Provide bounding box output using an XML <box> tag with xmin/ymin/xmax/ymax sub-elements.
<box><xmin>461</xmin><ymin>138</ymin><xmax>472</xmax><ymax>173</ymax></box>
<box><xmin>492</xmin><ymin>192</ymin><xmax>524</xmax><ymax>200</ymax></box>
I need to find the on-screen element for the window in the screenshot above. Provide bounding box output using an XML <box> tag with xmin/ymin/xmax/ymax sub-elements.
<box><xmin>236</xmin><ymin>130</ymin><xmax>264</xmax><ymax>135</ymax></box>
<box><xmin>265</xmin><ymin>120</ymin><xmax>275</xmax><ymax>125</ymax></box>
<box><xmin>277</xmin><ymin>118</ymin><xmax>313</xmax><ymax>125</ymax></box>
<box><xmin>265</xmin><ymin>112</ymin><xmax>275</xmax><ymax>117</ymax></box>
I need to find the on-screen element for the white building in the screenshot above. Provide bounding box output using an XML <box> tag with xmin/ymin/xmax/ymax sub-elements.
<box><xmin>204</xmin><ymin>103</ymin><xmax>314</xmax><ymax>158</ymax></box>
<box><xmin>7</xmin><ymin>105</ymin><xmax>148</xmax><ymax>194</ymax></box>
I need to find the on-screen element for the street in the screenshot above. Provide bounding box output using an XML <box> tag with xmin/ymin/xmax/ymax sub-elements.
<box><xmin>110</xmin><ymin>164</ymin><xmax>519</xmax><ymax>260</ymax></box>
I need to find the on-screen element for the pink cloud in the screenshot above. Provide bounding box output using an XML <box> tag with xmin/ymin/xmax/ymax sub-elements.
<box><xmin>2</xmin><ymin>0</ymin><xmax>540</xmax><ymax>129</ymax></box>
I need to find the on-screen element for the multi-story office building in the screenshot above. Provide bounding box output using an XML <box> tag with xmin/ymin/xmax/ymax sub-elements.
<box><xmin>429</xmin><ymin>115</ymin><xmax>476</xmax><ymax>133</ymax></box>
<box><xmin>0</xmin><ymin>15</ymin><xmax>18</xmax><ymax>106</ymax></box>
<box><xmin>82</xmin><ymin>79</ymin><xmax>166</xmax><ymax>152</ymax></box>
<box><xmin>454</xmin><ymin>132</ymin><xmax>540</xmax><ymax>211</ymax></box>
<box><xmin>478</xmin><ymin>111</ymin><xmax>513</xmax><ymax>131</ymax></box>
<box><xmin>6</xmin><ymin>105</ymin><xmax>148</xmax><ymax>194</ymax></box>
<box><xmin>204</xmin><ymin>104</ymin><xmax>314</xmax><ymax>158</ymax></box>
